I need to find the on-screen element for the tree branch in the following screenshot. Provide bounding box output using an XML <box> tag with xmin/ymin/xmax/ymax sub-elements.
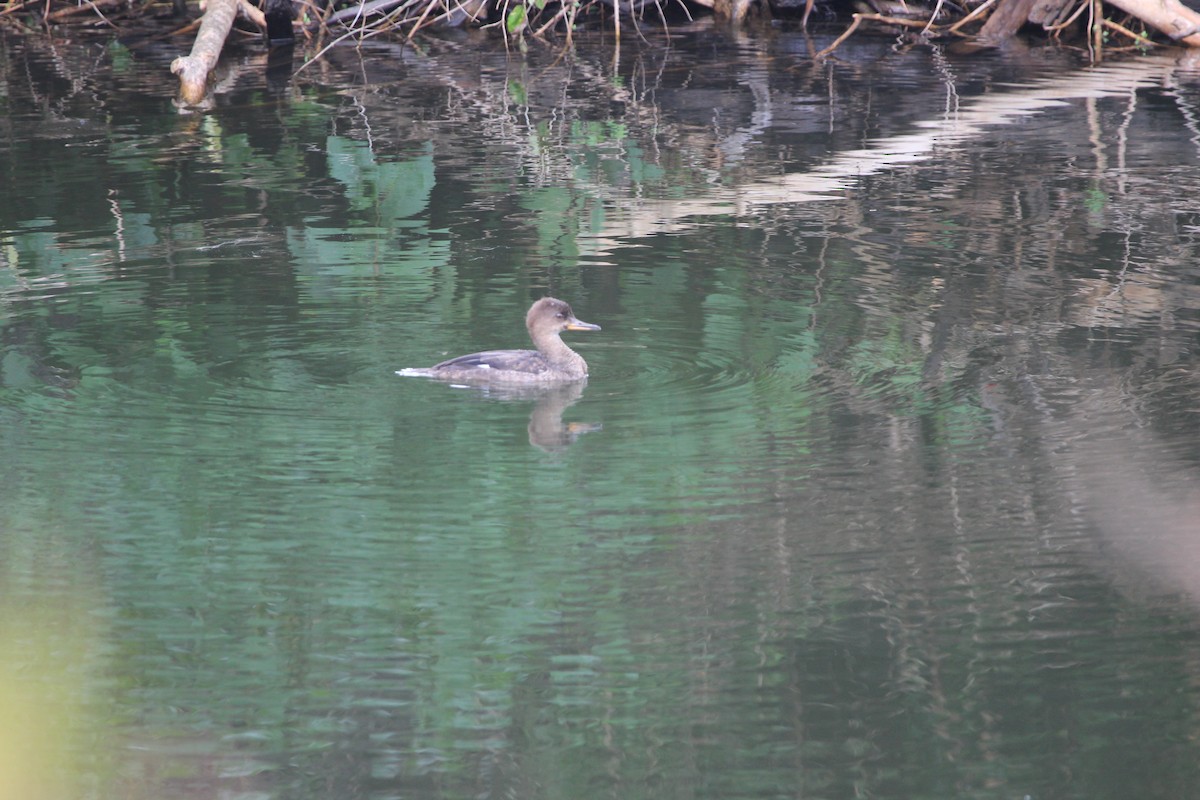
<box><xmin>1104</xmin><ymin>0</ymin><xmax>1200</xmax><ymax>44</ymax></box>
<box><xmin>170</xmin><ymin>0</ymin><xmax>241</xmax><ymax>106</ymax></box>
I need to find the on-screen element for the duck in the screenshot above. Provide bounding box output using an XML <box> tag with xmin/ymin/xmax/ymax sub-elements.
<box><xmin>397</xmin><ymin>297</ymin><xmax>601</xmax><ymax>383</ymax></box>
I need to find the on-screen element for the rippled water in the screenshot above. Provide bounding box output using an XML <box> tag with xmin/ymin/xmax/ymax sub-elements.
<box><xmin>3</xmin><ymin>24</ymin><xmax>1200</xmax><ymax>800</ymax></box>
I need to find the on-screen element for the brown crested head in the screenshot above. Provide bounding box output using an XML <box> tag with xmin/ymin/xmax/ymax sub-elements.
<box><xmin>526</xmin><ymin>297</ymin><xmax>601</xmax><ymax>335</ymax></box>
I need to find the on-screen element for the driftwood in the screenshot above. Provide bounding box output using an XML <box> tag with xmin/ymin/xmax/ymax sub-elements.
<box><xmin>169</xmin><ymin>0</ymin><xmax>247</xmax><ymax>106</ymax></box>
<box><xmin>817</xmin><ymin>0</ymin><xmax>1200</xmax><ymax>56</ymax></box>
<box><xmin>1104</xmin><ymin>0</ymin><xmax>1200</xmax><ymax>43</ymax></box>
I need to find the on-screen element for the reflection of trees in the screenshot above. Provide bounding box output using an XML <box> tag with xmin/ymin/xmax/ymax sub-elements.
<box><xmin>418</xmin><ymin>47</ymin><xmax>1200</xmax><ymax>798</ymax></box>
<box><xmin>557</xmin><ymin>278</ymin><xmax>1200</xmax><ymax>795</ymax></box>
<box><xmin>7</xmin><ymin>30</ymin><xmax>1200</xmax><ymax>800</ymax></box>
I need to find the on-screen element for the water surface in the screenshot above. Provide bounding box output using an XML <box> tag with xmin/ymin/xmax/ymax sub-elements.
<box><xmin>3</xmin><ymin>26</ymin><xmax>1200</xmax><ymax>800</ymax></box>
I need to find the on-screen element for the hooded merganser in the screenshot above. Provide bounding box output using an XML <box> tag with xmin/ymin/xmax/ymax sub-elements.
<box><xmin>397</xmin><ymin>297</ymin><xmax>601</xmax><ymax>383</ymax></box>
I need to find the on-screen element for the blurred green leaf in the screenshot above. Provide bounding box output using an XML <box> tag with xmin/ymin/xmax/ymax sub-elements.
<box><xmin>505</xmin><ymin>3</ymin><xmax>526</xmax><ymax>33</ymax></box>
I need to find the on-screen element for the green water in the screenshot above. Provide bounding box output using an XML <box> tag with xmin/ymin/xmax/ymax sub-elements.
<box><xmin>3</xmin><ymin>28</ymin><xmax>1200</xmax><ymax>800</ymax></box>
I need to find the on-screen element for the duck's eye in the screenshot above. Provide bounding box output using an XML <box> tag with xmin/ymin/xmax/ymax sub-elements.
<box><xmin>556</xmin><ymin>312</ymin><xmax>566</xmax><ymax>319</ymax></box>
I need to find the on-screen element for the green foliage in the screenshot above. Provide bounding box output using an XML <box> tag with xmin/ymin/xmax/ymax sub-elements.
<box><xmin>505</xmin><ymin>2</ymin><xmax>527</xmax><ymax>34</ymax></box>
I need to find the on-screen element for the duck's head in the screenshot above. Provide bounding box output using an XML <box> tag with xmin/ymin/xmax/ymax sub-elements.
<box><xmin>527</xmin><ymin>297</ymin><xmax>601</xmax><ymax>337</ymax></box>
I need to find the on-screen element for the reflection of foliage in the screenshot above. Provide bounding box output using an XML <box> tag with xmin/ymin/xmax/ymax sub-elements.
<box><xmin>4</xmin><ymin>38</ymin><xmax>1200</xmax><ymax>800</ymax></box>
<box><xmin>507</xmin><ymin>79</ymin><xmax>528</xmax><ymax>106</ymax></box>
<box><xmin>847</xmin><ymin>334</ymin><xmax>927</xmax><ymax>407</ymax></box>
<box><xmin>326</xmin><ymin>138</ymin><xmax>436</xmax><ymax>222</ymax></box>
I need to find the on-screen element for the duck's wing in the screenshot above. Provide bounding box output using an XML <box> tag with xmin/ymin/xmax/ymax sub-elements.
<box><xmin>432</xmin><ymin>349</ymin><xmax>549</xmax><ymax>374</ymax></box>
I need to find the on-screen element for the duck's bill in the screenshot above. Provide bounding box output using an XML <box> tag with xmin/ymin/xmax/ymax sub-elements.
<box><xmin>566</xmin><ymin>318</ymin><xmax>601</xmax><ymax>331</ymax></box>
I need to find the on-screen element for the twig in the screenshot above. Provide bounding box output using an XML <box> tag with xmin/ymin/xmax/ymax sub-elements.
<box><xmin>84</xmin><ymin>0</ymin><xmax>117</xmax><ymax>26</ymax></box>
<box><xmin>46</xmin><ymin>0</ymin><xmax>120</xmax><ymax>21</ymax></box>
<box><xmin>296</xmin><ymin>0</ymin><xmax>414</xmax><ymax>71</ymax></box>
<box><xmin>858</xmin><ymin>10</ymin><xmax>941</xmax><ymax>28</ymax></box>
<box><xmin>238</xmin><ymin>0</ymin><xmax>265</xmax><ymax>28</ymax></box>
<box><xmin>404</xmin><ymin>0</ymin><xmax>441</xmax><ymax>37</ymax></box>
<box><xmin>924</xmin><ymin>0</ymin><xmax>947</xmax><ymax>33</ymax></box>
<box><xmin>296</xmin><ymin>18</ymin><xmax>371</xmax><ymax>71</ymax></box>
<box><xmin>1103</xmin><ymin>14</ymin><xmax>1156</xmax><ymax>45</ymax></box>
<box><xmin>819</xmin><ymin>10</ymin><xmax>952</xmax><ymax>58</ymax></box>
<box><xmin>165</xmin><ymin>17</ymin><xmax>201</xmax><ymax>36</ymax></box>
<box><xmin>815</xmin><ymin>12</ymin><xmax>863</xmax><ymax>58</ymax></box>
<box><xmin>440</xmin><ymin>0</ymin><xmax>488</xmax><ymax>28</ymax></box>
<box><xmin>564</xmin><ymin>0</ymin><xmax>579</xmax><ymax>44</ymax></box>
<box><xmin>946</xmin><ymin>0</ymin><xmax>999</xmax><ymax>33</ymax></box>
<box><xmin>532</xmin><ymin>5</ymin><xmax>568</xmax><ymax>36</ymax></box>
<box><xmin>1044</xmin><ymin>0</ymin><xmax>1088</xmax><ymax>31</ymax></box>
<box><xmin>0</xmin><ymin>0</ymin><xmax>39</xmax><ymax>17</ymax></box>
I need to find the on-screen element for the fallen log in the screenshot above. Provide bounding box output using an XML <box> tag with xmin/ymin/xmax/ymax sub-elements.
<box><xmin>1103</xmin><ymin>0</ymin><xmax>1200</xmax><ymax>44</ymax></box>
<box><xmin>170</xmin><ymin>0</ymin><xmax>240</xmax><ymax>106</ymax></box>
<box><xmin>824</xmin><ymin>0</ymin><xmax>1200</xmax><ymax>51</ymax></box>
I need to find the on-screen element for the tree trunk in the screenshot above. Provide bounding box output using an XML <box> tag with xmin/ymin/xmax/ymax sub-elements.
<box><xmin>977</xmin><ymin>0</ymin><xmax>1038</xmax><ymax>40</ymax></box>
<box><xmin>170</xmin><ymin>0</ymin><xmax>240</xmax><ymax>106</ymax></box>
<box><xmin>1027</xmin><ymin>0</ymin><xmax>1074</xmax><ymax>25</ymax></box>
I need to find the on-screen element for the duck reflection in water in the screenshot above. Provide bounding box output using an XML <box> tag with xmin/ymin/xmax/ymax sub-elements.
<box><xmin>397</xmin><ymin>297</ymin><xmax>603</xmax><ymax>451</ymax></box>
<box><xmin>506</xmin><ymin>380</ymin><xmax>603</xmax><ymax>452</ymax></box>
